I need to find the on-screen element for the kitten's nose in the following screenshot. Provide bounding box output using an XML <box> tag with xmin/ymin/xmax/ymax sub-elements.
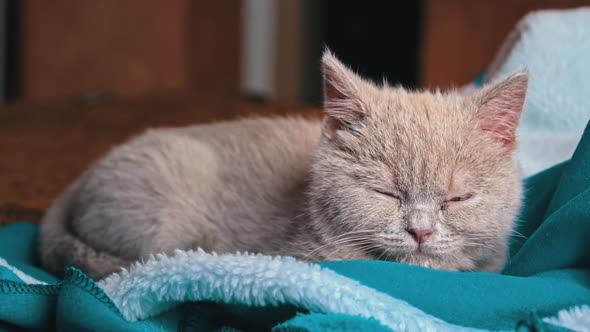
<box><xmin>406</xmin><ymin>228</ymin><xmax>433</xmax><ymax>244</ymax></box>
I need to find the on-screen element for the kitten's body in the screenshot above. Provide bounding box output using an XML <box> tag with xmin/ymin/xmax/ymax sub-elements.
<box><xmin>40</xmin><ymin>118</ymin><xmax>328</xmax><ymax>278</ymax></box>
<box><xmin>40</xmin><ymin>53</ymin><xmax>527</xmax><ymax>279</ymax></box>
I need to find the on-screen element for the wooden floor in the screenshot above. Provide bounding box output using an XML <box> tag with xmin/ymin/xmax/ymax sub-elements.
<box><xmin>0</xmin><ymin>93</ymin><xmax>320</xmax><ymax>224</ymax></box>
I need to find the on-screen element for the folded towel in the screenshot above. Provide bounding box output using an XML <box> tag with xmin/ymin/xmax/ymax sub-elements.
<box><xmin>1</xmin><ymin>120</ymin><xmax>589</xmax><ymax>331</ymax></box>
<box><xmin>484</xmin><ymin>7</ymin><xmax>590</xmax><ymax>177</ymax></box>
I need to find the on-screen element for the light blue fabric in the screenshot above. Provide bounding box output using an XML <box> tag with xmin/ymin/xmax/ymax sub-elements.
<box><xmin>485</xmin><ymin>7</ymin><xmax>590</xmax><ymax>176</ymax></box>
<box><xmin>97</xmin><ymin>249</ymin><xmax>480</xmax><ymax>331</ymax></box>
<box><xmin>0</xmin><ymin>219</ymin><xmax>589</xmax><ymax>332</ymax></box>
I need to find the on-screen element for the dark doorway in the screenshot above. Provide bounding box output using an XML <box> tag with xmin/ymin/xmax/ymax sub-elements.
<box><xmin>310</xmin><ymin>1</ymin><xmax>423</xmax><ymax>103</ymax></box>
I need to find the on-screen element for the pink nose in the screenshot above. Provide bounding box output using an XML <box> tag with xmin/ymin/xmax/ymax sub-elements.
<box><xmin>407</xmin><ymin>228</ymin><xmax>433</xmax><ymax>244</ymax></box>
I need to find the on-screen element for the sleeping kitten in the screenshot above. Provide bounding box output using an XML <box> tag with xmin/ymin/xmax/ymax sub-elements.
<box><xmin>39</xmin><ymin>51</ymin><xmax>527</xmax><ymax>279</ymax></box>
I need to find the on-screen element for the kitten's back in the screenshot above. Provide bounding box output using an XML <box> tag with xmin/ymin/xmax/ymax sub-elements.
<box><xmin>39</xmin><ymin>116</ymin><xmax>321</xmax><ymax>278</ymax></box>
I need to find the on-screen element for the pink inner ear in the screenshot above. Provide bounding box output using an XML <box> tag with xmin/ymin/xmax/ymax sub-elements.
<box><xmin>479</xmin><ymin>109</ymin><xmax>520</xmax><ymax>146</ymax></box>
<box><xmin>321</xmin><ymin>53</ymin><xmax>368</xmax><ymax>138</ymax></box>
<box><xmin>323</xmin><ymin>116</ymin><xmax>346</xmax><ymax>139</ymax></box>
<box><xmin>477</xmin><ymin>73</ymin><xmax>527</xmax><ymax>147</ymax></box>
<box><xmin>323</xmin><ymin>68</ymin><xmax>346</xmax><ymax>104</ymax></box>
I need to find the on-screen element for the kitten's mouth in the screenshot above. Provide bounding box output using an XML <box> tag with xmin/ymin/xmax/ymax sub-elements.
<box><xmin>368</xmin><ymin>244</ymin><xmax>441</xmax><ymax>262</ymax></box>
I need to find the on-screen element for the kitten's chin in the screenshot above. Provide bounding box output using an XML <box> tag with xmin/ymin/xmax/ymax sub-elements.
<box><xmin>369</xmin><ymin>246</ymin><xmax>466</xmax><ymax>271</ymax></box>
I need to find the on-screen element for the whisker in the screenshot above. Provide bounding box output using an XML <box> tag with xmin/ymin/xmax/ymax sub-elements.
<box><xmin>321</xmin><ymin>238</ymin><xmax>378</xmax><ymax>258</ymax></box>
<box><xmin>509</xmin><ymin>230</ymin><xmax>528</xmax><ymax>240</ymax></box>
<box><xmin>304</xmin><ymin>229</ymin><xmax>379</xmax><ymax>258</ymax></box>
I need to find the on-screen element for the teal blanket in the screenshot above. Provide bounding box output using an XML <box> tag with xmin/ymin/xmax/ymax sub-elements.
<box><xmin>1</xmin><ymin>120</ymin><xmax>589</xmax><ymax>331</ymax></box>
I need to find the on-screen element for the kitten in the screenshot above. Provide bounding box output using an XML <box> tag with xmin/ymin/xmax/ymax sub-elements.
<box><xmin>39</xmin><ymin>51</ymin><xmax>527</xmax><ymax>279</ymax></box>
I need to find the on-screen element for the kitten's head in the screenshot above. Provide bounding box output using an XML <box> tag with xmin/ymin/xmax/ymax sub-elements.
<box><xmin>307</xmin><ymin>51</ymin><xmax>527</xmax><ymax>271</ymax></box>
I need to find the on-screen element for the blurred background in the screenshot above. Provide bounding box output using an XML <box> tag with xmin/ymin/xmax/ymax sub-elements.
<box><xmin>1</xmin><ymin>0</ymin><xmax>589</xmax><ymax>223</ymax></box>
<box><xmin>1</xmin><ymin>0</ymin><xmax>588</xmax><ymax>104</ymax></box>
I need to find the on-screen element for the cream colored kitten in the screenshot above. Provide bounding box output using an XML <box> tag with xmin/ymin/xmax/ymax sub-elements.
<box><xmin>40</xmin><ymin>51</ymin><xmax>527</xmax><ymax>279</ymax></box>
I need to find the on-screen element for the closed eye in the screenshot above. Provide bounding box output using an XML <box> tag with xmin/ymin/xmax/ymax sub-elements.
<box><xmin>373</xmin><ymin>189</ymin><xmax>402</xmax><ymax>201</ymax></box>
<box><xmin>445</xmin><ymin>193</ymin><xmax>473</xmax><ymax>203</ymax></box>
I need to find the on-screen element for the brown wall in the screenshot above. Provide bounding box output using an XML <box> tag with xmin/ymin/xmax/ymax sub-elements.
<box><xmin>19</xmin><ymin>1</ymin><xmax>590</xmax><ymax>99</ymax></box>
<box><xmin>421</xmin><ymin>0</ymin><xmax>590</xmax><ymax>89</ymax></box>
<box><xmin>186</xmin><ymin>1</ymin><xmax>241</xmax><ymax>95</ymax></box>
<box><xmin>20</xmin><ymin>0</ymin><xmax>240</xmax><ymax>100</ymax></box>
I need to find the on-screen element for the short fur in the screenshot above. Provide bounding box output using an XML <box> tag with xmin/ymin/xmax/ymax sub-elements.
<box><xmin>40</xmin><ymin>51</ymin><xmax>527</xmax><ymax>279</ymax></box>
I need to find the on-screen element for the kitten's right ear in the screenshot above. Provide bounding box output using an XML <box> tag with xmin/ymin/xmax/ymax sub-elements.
<box><xmin>322</xmin><ymin>50</ymin><xmax>371</xmax><ymax>139</ymax></box>
<box><xmin>472</xmin><ymin>70</ymin><xmax>528</xmax><ymax>149</ymax></box>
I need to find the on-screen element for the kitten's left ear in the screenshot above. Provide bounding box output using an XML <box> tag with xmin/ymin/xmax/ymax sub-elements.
<box><xmin>322</xmin><ymin>50</ymin><xmax>375</xmax><ymax>139</ymax></box>
<box><xmin>473</xmin><ymin>70</ymin><xmax>528</xmax><ymax>148</ymax></box>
